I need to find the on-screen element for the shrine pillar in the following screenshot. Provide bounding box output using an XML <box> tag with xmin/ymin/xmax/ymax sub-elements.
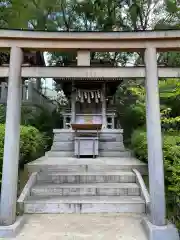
<box><xmin>71</xmin><ymin>81</ymin><xmax>76</xmax><ymax>124</ymax></box>
<box><xmin>142</xmin><ymin>45</ymin><xmax>179</xmax><ymax>240</ymax></box>
<box><xmin>102</xmin><ymin>82</ymin><xmax>107</xmax><ymax>128</ymax></box>
<box><xmin>0</xmin><ymin>46</ymin><xmax>23</xmax><ymax>225</ymax></box>
<box><xmin>144</xmin><ymin>47</ymin><xmax>166</xmax><ymax>226</ymax></box>
<box><xmin>77</xmin><ymin>50</ymin><xmax>90</xmax><ymax>66</ymax></box>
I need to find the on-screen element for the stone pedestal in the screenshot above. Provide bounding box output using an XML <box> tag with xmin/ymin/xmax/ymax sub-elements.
<box><xmin>50</xmin><ymin>128</ymin><xmax>130</xmax><ymax>158</ymax></box>
<box><xmin>142</xmin><ymin>217</ymin><xmax>180</xmax><ymax>240</ymax></box>
<box><xmin>0</xmin><ymin>217</ymin><xmax>25</xmax><ymax>238</ymax></box>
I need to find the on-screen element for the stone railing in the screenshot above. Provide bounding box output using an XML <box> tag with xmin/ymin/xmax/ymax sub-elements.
<box><xmin>0</xmin><ymin>81</ymin><xmax>56</xmax><ymax>112</ymax></box>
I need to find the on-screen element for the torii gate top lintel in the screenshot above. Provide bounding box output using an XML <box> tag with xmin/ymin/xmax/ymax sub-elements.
<box><xmin>1</xmin><ymin>29</ymin><xmax>180</xmax><ymax>51</ymax></box>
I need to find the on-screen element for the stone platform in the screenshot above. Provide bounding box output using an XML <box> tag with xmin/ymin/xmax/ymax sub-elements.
<box><xmin>27</xmin><ymin>156</ymin><xmax>147</xmax><ymax>175</ymax></box>
<box><xmin>13</xmin><ymin>214</ymin><xmax>147</xmax><ymax>240</ymax></box>
<box><xmin>50</xmin><ymin>129</ymin><xmax>131</xmax><ymax>157</ymax></box>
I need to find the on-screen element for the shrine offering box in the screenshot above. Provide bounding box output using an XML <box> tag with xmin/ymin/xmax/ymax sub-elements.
<box><xmin>71</xmin><ymin>123</ymin><xmax>102</xmax><ymax>158</ymax></box>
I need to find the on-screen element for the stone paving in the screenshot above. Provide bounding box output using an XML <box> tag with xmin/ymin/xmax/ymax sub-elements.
<box><xmin>13</xmin><ymin>214</ymin><xmax>147</xmax><ymax>240</ymax></box>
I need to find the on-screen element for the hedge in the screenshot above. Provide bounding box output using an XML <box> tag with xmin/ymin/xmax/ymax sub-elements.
<box><xmin>19</xmin><ymin>125</ymin><xmax>47</xmax><ymax>165</ymax></box>
<box><xmin>131</xmin><ymin>128</ymin><xmax>180</xmax><ymax>229</ymax></box>
<box><xmin>0</xmin><ymin>124</ymin><xmax>47</xmax><ymax>172</ymax></box>
<box><xmin>161</xmin><ymin>116</ymin><xmax>180</xmax><ymax>131</ymax></box>
<box><xmin>0</xmin><ymin>104</ymin><xmax>61</xmax><ymax>152</ymax></box>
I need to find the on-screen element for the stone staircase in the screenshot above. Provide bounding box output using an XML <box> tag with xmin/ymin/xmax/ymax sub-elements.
<box><xmin>18</xmin><ymin>129</ymin><xmax>147</xmax><ymax>215</ymax></box>
<box><xmin>19</xmin><ymin>164</ymin><xmax>146</xmax><ymax>214</ymax></box>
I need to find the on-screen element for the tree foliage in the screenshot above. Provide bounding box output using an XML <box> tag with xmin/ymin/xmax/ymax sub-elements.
<box><xmin>115</xmin><ymin>78</ymin><xmax>180</xmax><ymax>143</ymax></box>
<box><xmin>1</xmin><ymin>0</ymin><xmax>179</xmax><ymax>66</ymax></box>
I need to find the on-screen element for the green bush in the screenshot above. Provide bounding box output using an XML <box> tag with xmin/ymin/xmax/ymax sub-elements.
<box><xmin>161</xmin><ymin>116</ymin><xmax>180</xmax><ymax>131</ymax></box>
<box><xmin>131</xmin><ymin>128</ymin><xmax>148</xmax><ymax>162</ymax></box>
<box><xmin>131</xmin><ymin>128</ymin><xmax>180</xmax><ymax>170</ymax></box>
<box><xmin>19</xmin><ymin>125</ymin><xmax>47</xmax><ymax>165</ymax></box>
<box><xmin>115</xmin><ymin>80</ymin><xmax>180</xmax><ymax>143</ymax></box>
<box><xmin>159</xmin><ymin>79</ymin><xmax>180</xmax><ymax>117</ymax></box>
<box><xmin>0</xmin><ymin>124</ymin><xmax>46</xmax><ymax>172</ymax></box>
<box><xmin>131</xmin><ymin>128</ymin><xmax>180</xmax><ymax>228</ymax></box>
<box><xmin>124</xmin><ymin>102</ymin><xmax>146</xmax><ymax>128</ymax></box>
<box><xmin>21</xmin><ymin>106</ymin><xmax>62</xmax><ymax>151</ymax></box>
<box><xmin>0</xmin><ymin>105</ymin><xmax>6</xmax><ymax>124</ymax></box>
<box><xmin>115</xmin><ymin>84</ymin><xmax>146</xmax><ymax>144</ymax></box>
<box><xmin>0</xmin><ymin>104</ymin><xmax>61</xmax><ymax>155</ymax></box>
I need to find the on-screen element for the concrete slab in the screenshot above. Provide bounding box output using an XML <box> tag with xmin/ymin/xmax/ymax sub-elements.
<box><xmin>13</xmin><ymin>214</ymin><xmax>147</xmax><ymax>240</ymax></box>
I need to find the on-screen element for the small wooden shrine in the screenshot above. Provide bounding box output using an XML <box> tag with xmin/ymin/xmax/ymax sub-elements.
<box><xmin>60</xmin><ymin>59</ymin><xmax>122</xmax><ymax>157</ymax></box>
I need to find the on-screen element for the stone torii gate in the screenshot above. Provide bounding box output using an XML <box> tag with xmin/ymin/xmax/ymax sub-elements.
<box><xmin>0</xmin><ymin>29</ymin><xmax>179</xmax><ymax>240</ymax></box>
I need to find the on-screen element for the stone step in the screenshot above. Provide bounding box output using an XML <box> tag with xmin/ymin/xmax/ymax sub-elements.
<box><xmin>46</xmin><ymin>150</ymin><xmax>131</xmax><ymax>158</ymax></box>
<box><xmin>45</xmin><ymin>151</ymin><xmax>73</xmax><ymax>158</ymax></box>
<box><xmin>100</xmin><ymin>131</ymin><xmax>124</xmax><ymax>142</ymax></box>
<box><xmin>29</xmin><ymin>164</ymin><xmax>147</xmax><ymax>175</ymax></box>
<box><xmin>27</xmin><ymin>157</ymin><xmax>147</xmax><ymax>175</ymax></box>
<box><xmin>37</xmin><ymin>171</ymin><xmax>136</xmax><ymax>184</ymax></box>
<box><xmin>51</xmin><ymin>142</ymin><xmax>125</xmax><ymax>152</ymax></box>
<box><xmin>51</xmin><ymin>142</ymin><xmax>73</xmax><ymax>151</ymax></box>
<box><xmin>99</xmin><ymin>142</ymin><xmax>125</xmax><ymax>151</ymax></box>
<box><xmin>24</xmin><ymin>196</ymin><xmax>145</xmax><ymax>214</ymax></box>
<box><xmin>31</xmin><ymin>183</ymin><xmax>140</xmax><ymax>197</ymax></box>
<box><xmin>100</xmin><ymin>151</ymin><xmax>131</xmax><ymax>157</ymax></box>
